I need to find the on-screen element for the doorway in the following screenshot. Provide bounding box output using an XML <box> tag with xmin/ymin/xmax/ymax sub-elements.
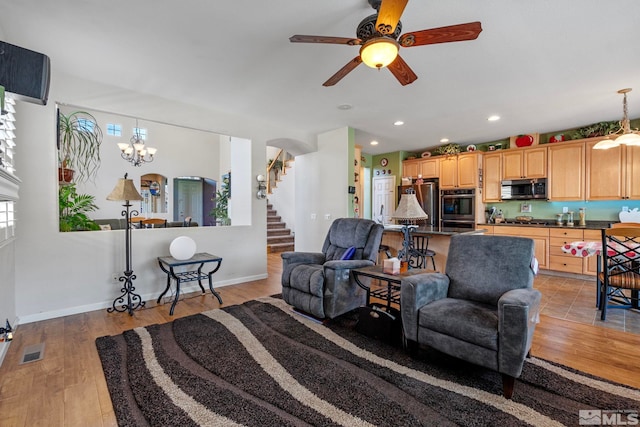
<box><xmin>173</xmin><ymin>177</ymin><xmax>217</xmax><ymax>226</ymax></box>
<box><xmin>372</xmin><ymin>176</ymin><xmax>396</xmax><ymax>224</ymax></box>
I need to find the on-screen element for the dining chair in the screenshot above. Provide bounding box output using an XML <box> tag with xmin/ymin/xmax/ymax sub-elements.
<box><xmin>599</xmin><ymin>227</ymin><xmax>640</xmax><ymax>320</ymax></box>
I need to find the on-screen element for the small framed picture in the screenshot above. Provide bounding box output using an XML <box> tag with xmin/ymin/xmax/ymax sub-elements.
<box><xmin>520</xmin><ymin>203</ymin><xmax>532</xmax><ymax>213</ymax></box>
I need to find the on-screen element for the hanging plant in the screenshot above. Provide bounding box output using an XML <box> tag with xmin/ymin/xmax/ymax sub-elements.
<box><xmin>58</xmin><ymin>110</ymin><xmax>103</xmax><ymax>184</ymax></box>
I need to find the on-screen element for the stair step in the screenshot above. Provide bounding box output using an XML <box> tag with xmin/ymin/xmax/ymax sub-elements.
<box><xmin>268</xmin><ymin>235</ymin><xmax>295</xmax><ymax>245</ymax></box>
<box><xmin>267</xmin><ymin>228</ymin><xmax>291</xmax><ymax>236</ymax></box>
<box><xmin>267</xmin><ymin>215</ymin><xmax>281</xmax><ymax>222</ymax></box>
<box><xmin>267</xmin><ymin>222</ymin><xmax>286</xmax><ymax>230</ymax></box>
<box><xmin>268</xmin><ymin>242</ymin><xmax>294</xmax><ymax>253</ymax></box>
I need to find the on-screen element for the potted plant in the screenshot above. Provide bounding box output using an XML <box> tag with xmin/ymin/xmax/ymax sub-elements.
<box><xmin>59</xmin><ymin>183</ymin><xmax>101</xmax><ymax>231</ymax></box>
<box><xmin>210</xmin><ymin>175</ymin><xmax>231</xmax><ymax>226</ymax></box>
<box><xmin>58</xmin><ymin>110</ymin><xmax>103</xmax><ymax>184</ymax></box>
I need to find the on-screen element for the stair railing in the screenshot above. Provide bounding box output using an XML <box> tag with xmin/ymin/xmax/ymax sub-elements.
<box><xmin>267</xmin><ymin>148</ymin><xmax>284</xmax><ymax>194</ymax></box>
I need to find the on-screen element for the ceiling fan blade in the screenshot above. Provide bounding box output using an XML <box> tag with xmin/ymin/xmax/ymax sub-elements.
<box><xmin>375</xmin><ymin>0</ymin><xmax>409</xmax><ymax>35</ymax></box>
<box><xmin>290</xmin><ymin>35</ymin><xmax>361</xmax><ymax>45</ymax></box>
<box><xmin>399</xmin><ymin>21</ymin><xmax>482</xmax><ymax>47</ymax></box>
<box><xmin>323</xmin><ymin>57</ymin><xmax>363</xmax><ymax>87</ymax></box>
<box><xmin>387</xmin><ymin>55</ymin><xmax>417</xmax><ymax>86</ymax></box>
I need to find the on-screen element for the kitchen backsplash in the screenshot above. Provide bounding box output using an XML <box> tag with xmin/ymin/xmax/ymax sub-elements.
<box><xmin>485</xmin><ymin>200</ymin><xmax>636</xmax><ymax>222</ymax></box>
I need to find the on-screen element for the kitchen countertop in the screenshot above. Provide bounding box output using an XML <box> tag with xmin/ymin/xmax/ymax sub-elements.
<box><xmin>384</xmin><ymin>225</ymin><xmax>487</xmax><ymax>236</ymax></box>
<box><xmin>478</xmin><ymin>220</ymin><xmax>612</xmax><ymax>230</ymax></box>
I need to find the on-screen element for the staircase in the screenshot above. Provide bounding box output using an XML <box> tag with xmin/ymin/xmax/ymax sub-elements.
<box><xmin>267</xmin><ymin>203</ymin><xmax>294</xmax><ymax>253</ymax></box>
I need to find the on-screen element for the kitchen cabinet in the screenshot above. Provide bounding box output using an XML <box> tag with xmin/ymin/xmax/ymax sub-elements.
<box><xmin>440</xmin><ymin>153</ymin><xmax>480</xmax><ymax>189</ymax></box>
<box><xmin>586</xmin><ymin>139</ymin><xmax>640</xmax><ymax>200</ymax></box>
<box><xmin>491</xmin><ymin>226</ymin><xmax>549</xmax><ymax>269</ymax></box>
<box><xmin>582</xmin><ymin>229</ymin><xmax>601</xmax><ymax>276</ymax></box>
<box><xmin>548</xmin><ymin>141</ymin><xmax>585</xmax><ymax>201</ymax></box>
<box><xmin>419</xmin><ymin>158</ymin><xmax>439</xmax><ymax>178</ymax></box>
<box><xmin>549</xmin><ymin>228</ymin><xmax>586</xmax><ymax>274</ymax></box>
<box><xmin>502</xmin><ymin>146</ymin><xmax>547</xmax><ymax>180</ymax></box>
<box><xmin>482</xmin><ymin>152</ymin><xmax>502</xmax><ymax>202</ymax></box>
<box><xmin>586</xmin><ymin>138</ymin><xmax>624</xmax><ymax>200</ymax></box>
<box><xmin>402</xmin><ymin>159</ymin><xmax>420</xmax><ymax>179</ymax></box>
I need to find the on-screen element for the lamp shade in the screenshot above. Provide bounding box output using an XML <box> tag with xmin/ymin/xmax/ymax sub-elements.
<box><xmin>107</xmin><ymin>175</ymin><xmax>143</xmax><ymax>201</ymax></box>
<box><xmin>616</xmin><ymin>132</ymin><xmax>640</xmax><ymax>146</ymax></box>
<box><xmin>592</xmin><ymin>138</ymin><xmax>620</xmax><ymax>150</ymax></box>
<box><xmin>392</xmin><ymin>193</ymin><xmax>428</xmax><ymax>221</ymax></box>
<box><xmin>360</xmin><ymin>37</ymin><xmax>399</xmax><ymax>69</ymax></box>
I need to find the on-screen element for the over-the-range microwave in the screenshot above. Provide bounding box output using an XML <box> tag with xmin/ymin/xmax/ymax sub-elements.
<box><xmin>501</xmin><ymin>178</ymin><xmax>547</xmax><ymax>200</ymax></box>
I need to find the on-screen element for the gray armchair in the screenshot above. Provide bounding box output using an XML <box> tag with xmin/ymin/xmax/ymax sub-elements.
<box><xmin>401</xmin><ymin>234</ymin><xmax>541</xmax><ymax>399</ymax></box>
<box><xmin>281</xmin><ymin>218</ymin><xmax>384</xmax><ymax>319</ymax></box>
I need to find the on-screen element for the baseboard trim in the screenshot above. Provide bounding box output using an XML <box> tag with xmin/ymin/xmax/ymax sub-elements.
<box><xmin>18</xmin><ymin>273</ymin><xmax>268</xmax><ymax>325</ymax></box>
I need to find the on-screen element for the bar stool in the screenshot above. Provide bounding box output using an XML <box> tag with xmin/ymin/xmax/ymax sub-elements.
<box><xmin>408</xmin><ymin>235</ymin><xmax>436</xmax><ymax>270</ymax></box>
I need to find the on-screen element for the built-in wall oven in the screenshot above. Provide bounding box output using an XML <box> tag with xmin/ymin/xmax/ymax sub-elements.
<box><xmin>440</xmin><ymin>189</ymin><xmax>476</xmax><ymax>230</ymax></box>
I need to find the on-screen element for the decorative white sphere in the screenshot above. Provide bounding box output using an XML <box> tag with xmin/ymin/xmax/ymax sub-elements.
<box><xmin>169</xmin><ymin>236</ymin><xmax>196</xmax><ymax>260</ymax></box>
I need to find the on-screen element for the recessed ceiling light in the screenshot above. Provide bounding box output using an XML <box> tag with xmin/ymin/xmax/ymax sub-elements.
<box><xmin>487</xmin><ymin>115</ymin><xmax>501</xmax><ymax>122</ymax></box>
<box><xmin>394</xmin><ymin>120</ymin><xmax>404</xmax><ymax>126</ymax></box>
<box><xmin>337</xmin><ymin>104</ymin><xmax>353</xmax><ymax>110</ymax></box>
<box><xmin>370</xmin><ymin>140</ymin><xmax>379</xmax><ymax>145</ymax></box>
<box><xmin>440</xmin><ymin>138</ymin><xmax>449</xmax><ymax>143</ymax></box>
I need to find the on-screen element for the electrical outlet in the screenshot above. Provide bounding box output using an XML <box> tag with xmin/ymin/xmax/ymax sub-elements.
<box><xmin>562</xmin><ymin>207</ymin><xmax>568</xmax><ymax>214</ymax></box>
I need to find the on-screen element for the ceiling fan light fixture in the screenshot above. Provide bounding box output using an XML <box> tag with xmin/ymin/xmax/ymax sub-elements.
<box><xmin>360</xmin><ymin>37</ymin><xmax>399</xmax><ymax>69</ymax></box>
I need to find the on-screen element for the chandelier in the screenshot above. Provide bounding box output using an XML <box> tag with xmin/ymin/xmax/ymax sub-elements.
<box><xmin>593</xmin><ymin>88</ymin><xmax>640</xmax><ymax>150</ymax></box>
<box><xmin>117</xmin><ymin>119</ymin><xmax>157</xmax><ymax>166</ymax></box>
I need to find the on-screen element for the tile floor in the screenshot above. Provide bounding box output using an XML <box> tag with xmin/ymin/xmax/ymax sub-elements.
<box><xmin>535</xmin><ymin>273</ymin><xmax>640</xmax><ymax>335</ymax></box>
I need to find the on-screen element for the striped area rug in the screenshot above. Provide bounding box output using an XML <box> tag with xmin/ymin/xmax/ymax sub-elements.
<box><xmin>96</xmin><ymin>296</ymin><xmax>640</xmax><ymax>426</ymax></box>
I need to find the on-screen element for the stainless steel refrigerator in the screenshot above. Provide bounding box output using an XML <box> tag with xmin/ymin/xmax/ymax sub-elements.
<box><xmin>397</xmin><ymin>181</ymin><xmax>439</xmax><ymax>227</ymax></box>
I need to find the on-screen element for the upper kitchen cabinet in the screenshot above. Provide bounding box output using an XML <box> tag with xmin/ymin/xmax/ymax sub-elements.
<box><xmin>483</xmin><ymin>152</ymin><xmax>502</xmax><ymax>202</ymax></box>
<box><xmin>402</xmin><ymin>157</ymin><xmax>440</xmax><ymax>179</ymax></box>
<box><xmin>419</xmin><ymin>157</ymin><xmax>439</xmax><ymax>178</ymax></box>
<box><xmin>440</xmin><ymin>153</ymin><xmax>481</xmax><ymax>189</ymax></box>
<box><xmin>586</xmin><ymin>138</ymin><xmax>624</xmax><ymax>200</ymax></box>
<box><xmin>402</xmin><ymin>158</ymin><xmax>420</xmax><ymax>179</ymax></box>
<box><xmin>502</xmin><ymin>146</ymin><xmax>547</xmax><ymax>180</ymax></box>
<box><xmin>548</xmin><ymin>141</ymin><xmax>585</xmax><ymax>201</ymax></box>
<box><xmin>586</xmin><ymin>138</ymin><xmax>640</xmax><ymax>200</ymax></box>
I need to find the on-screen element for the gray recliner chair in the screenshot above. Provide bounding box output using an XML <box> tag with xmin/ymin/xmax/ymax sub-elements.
<box><xmin>281</xmin><ymin>218</ymin><xmax>384</xmax><ymax>319</ymax></box>
<box><xmin>401</xmin><ymin>234</ymin><xmax>541</xmax><ymax>399</ymax></box>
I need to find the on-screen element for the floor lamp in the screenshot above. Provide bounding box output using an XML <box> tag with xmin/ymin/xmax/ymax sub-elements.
<box><xmin>107</xmin><ymin>173</ymin><xmax>145</xmax><ymax>315</ymax></box>
<box><xmin>392</xmin><ymin>189</ymin><xmax>428</xmax><ymax>270</ymax></box>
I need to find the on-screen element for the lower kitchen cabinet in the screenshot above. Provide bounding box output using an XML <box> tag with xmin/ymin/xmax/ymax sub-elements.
<box><xmin>549</xmin><ymin>228</ymin><xmax>585</xmax><ymax>274</ymax></box>
<box><xmin>483</xmin><ymin>225</ymin><xmax>601</xmax><ymax>276</ymax></box>
<box><xmin>582</xmin><ymin>229</ymin><xmax>602</xmax><ymax>275</ymax></box>
<box><xmin>491</xmin><ymin>226</ymin><xmax>549</xmax><ymax>270</ymax></box>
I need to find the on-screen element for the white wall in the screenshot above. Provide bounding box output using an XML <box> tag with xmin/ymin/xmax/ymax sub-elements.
<box><xmin>13</xmin><ymin>69</ymin><xmax>274</xmax><ymax>323</ymax></box>
<box><xmin>294</xmin><ymin>127</ymin><xmax>353</xmax><ymax>251</ymax></box>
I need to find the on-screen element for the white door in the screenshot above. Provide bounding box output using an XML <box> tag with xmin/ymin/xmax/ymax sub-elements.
<box><xmin>373</xmin><ymin>176</ymin><xmax>396</xmax><ymax>224</ymax></box>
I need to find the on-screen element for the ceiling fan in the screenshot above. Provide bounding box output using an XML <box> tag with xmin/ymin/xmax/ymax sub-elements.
<box><xmin>290</xmin><ymin>0</ymin><xmax>482</xmax><ymax>86</ymax></box>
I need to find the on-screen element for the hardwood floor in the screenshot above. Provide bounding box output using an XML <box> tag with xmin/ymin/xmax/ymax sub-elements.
<box><xmin>1</xmin><ymin>253</ymin><xmax>639</xmax><ymax>426</ymax></box>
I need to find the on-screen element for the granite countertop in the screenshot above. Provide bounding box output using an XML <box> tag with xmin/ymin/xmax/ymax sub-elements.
<box><xmin>384</xmin><ymin>225</ymin><xmax>487</xmax><ymax>236</ymax></box>
<box><xmin>478</xmin><ymin>220</ymin><xmax>613</xmax><ymax>230</ymax></box>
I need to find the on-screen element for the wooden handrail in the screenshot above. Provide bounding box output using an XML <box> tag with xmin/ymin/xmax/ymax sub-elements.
<box><xmin>267</xmin><ymin>148</ymin><xmax>284</xmax><ymax>195</ymax></box>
